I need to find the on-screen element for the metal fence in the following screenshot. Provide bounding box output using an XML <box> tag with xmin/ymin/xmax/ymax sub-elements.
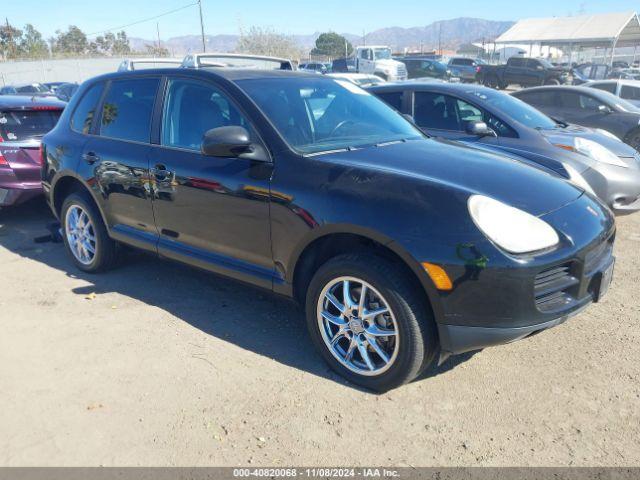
<box><xmin>0</xmin><ymin>57</ymin><xmax>131</xmax><ymax>86</ymax></box>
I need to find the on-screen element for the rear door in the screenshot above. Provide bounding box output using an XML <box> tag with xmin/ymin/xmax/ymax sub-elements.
<box><xmin>80</xmin><ymin>76</ymin><xmax>160</xmax><ymax>252</ymax></box>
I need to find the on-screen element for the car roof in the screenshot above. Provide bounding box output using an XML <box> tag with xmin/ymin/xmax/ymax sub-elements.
<box><xmin>0</xmin><ymin>94</ymin><xmax>66</xmax><ymax>109</ymax></box>
<box><xmin>83</xmin><ymin>67</ymin><xmax>320</xmax><ymax>85</ymax></box>
<box><xmin>367</xmin><ymin>81</ymin><xmax>493</xmax><ymax>95</ymax></box>
<box><xmin>511</xmin><ymin>85</ymin><xmax>615</xmax><ymax>99</ymax></box>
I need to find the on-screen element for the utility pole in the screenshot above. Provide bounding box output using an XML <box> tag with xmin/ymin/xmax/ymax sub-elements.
<box><xmin>156</xmin><ymin>22</ymin><xmax>161</xmax><ymax>54</ymax></box>
<box><xmin>438</xmin><ymin>23</ymin><xmax>442</xmax><ymax>57</ymax></box>
<box><xmin>198</xmin><ymin>0</ymin><xmax>206</xmax><ymax>52</ymax></box>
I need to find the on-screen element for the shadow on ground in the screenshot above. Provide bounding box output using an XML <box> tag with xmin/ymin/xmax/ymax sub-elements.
<box><xmin>0</xmin><ymin>198</ymin><xmax>476</xmax><ymax>391</ymax></box>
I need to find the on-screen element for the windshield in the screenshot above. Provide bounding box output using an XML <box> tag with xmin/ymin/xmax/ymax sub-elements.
<box><xmin>0</xmin><ymin>109</ymin><xmax>62</xmax><ymax>141</ymax></box>
<box><xmin>471</xmin><ymin>89</ymin><xmax>557</xmax><ymax>129</ymax></box>
<box><xmin>373</xmin><ymin>48</ymin><xmax>392</xmax><ymax>60</ymax></box>
<box><xmin>237</xmin><ymin>77</ymin><xmax>422</xmax><ymax>154</ymax></box>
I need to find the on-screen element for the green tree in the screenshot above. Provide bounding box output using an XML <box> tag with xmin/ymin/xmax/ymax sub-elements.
<box><xmin>20</xmin><ymin>24</ymin><xmax>49</xmax><ymax>58</ymax></box>
<box><xmin>311</xmin><ymin>32</ymin><xmax>353</xmax><ymax>58</ymax></box>
<box><xmin>112</xmin><ymin>31</ymin><xmax>130</xmax><ymax>55</ymax></box>
<box><xmin>0</xmin><ymin>21</ymin><xmax>23</xmax><ymax>59</ymax></box>
<box><xmin>51</xmin><ymin>25</ymin><xmax>88</xmax><ymax>56</ymax></box>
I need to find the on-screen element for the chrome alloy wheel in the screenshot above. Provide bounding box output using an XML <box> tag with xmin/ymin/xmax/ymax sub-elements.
<box><xmin>65</xmin><ymin>205</ymin><xmax>97</xmax><ymax>265</ymax></box>
<box><xmin>317</xmin><ymin>276</ymin><xmax>399</xmax><ymax>376</ymax></box>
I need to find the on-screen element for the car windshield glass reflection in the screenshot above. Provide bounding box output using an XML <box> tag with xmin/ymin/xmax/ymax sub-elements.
<box><xmin>474</xmin><ymin>90</ymin><xmax>557</xmax><ymax>129</ymax></box>
<box><xmin>237</xmin><ymin>77</ymin><xmax>422</xmax><ymax>154</ymax></box>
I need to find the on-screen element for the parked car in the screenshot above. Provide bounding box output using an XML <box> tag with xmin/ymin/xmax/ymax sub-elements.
<box><xmin>181</xmin><ymin>53</ymin><xmax>294</xmax><ymax>70</ymax></box>
<box><xmin>368</xmin><ymin>82</ymin><xmax>640</xmax><ymax>214</ymax></box>
<box><xmin>42</xmin><ymin>69</ymin><xmax>616</xmax><ymax>391</ymax></box>
<box><xmin>572</xmin><ymin>63</ymin><xmax>610</xmax><ymax>85</ymax></box>
<box><xmin>328</xmin><ymin>73</ymin><xmax>385</xmax><ymax>87</ymax></box>
<box><xmin>54</xmin><ymin>82</ymin><xmax>79</xmax><ymax>103</ymax></box>
<box><xmin>0</xmin><ymin>83</ymin><xmax>55</xmax><ymax>97</ymax></box>
<box><xmin>0</xmin><ymin>95</ymin><xmax>65</xmax><ymax>207</ymax></box>
<box><xmin>615</xmin><ymin>68</ymin><xmax>640</xmax><ymax>81</ymax></box>
<box><xmin>396</xmin><ymin>57</ymin><xmax>451</xmax><ymax>81</ymax></box>
<box><xmin>299</xmin><ymin>62</ymin><xmax>327</xmax><ymax>74</ymax></box>
<box><xmin>43</xmin><ymin>82</ymin><xmax>65</xmax><ymax>93</ymax></box>
<box><xmin>355</xmin><ymin>45</ymin><xmax>407</xmax><ymax>81</ymax></box>
<box><xmin>511</xmin><ymin>86</ymin><xmax>640</xmax><ymax>152</ymax></box>
<box><xmin>448</xmin><ymin>57</ymin><xmax>486</xmax><ymax>83</ymax></box>
<box><xmin>477</xmin><ymin>57</ymin><xmax>569</xmax><ymax>89</ymax></box>
<box><xmin>583</xmin><ymin>79</ymin><xmax>640</xmax><ymax>107</ymax></box>
<box><xmin>331</xmin><ymin>57</ymin><xmax>356</xmax><ymax>73</ymax></box>
<box><xmin>117</xmin><ymin>58</ymin><xmax>183</xmax><ymax>71</ymax></box>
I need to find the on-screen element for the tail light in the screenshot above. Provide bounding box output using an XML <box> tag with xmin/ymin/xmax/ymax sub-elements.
<box><xmin>475</xmin><ymin>66</ymin><xmax>481</xmax><ymax>73</ymax></box>
<box><xmin>39</xmin><ymin>143</ymin><xmax>45</xmax><ymax>166</ymax></box>
<box><xmin>0</xmin><ymin>151</ymin><xmax>7</xmax><ymax>167</ymax></box>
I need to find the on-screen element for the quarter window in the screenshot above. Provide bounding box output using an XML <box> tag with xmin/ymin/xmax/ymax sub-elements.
<box><xmin>161</xmin><ymin>79</ymin><xmax>251</xmax><ymax>151</ymax></box>
<box><xmin>621</xmin><ymin>85</ymin><xmax>640</xmax><ymax>101</ymax></box>
<box><xmin>376</xmin><ymin>91</ymin><xmax>404</xmax><ymax>111</ymax></box>
<box><xmin>99</xmin><ymin>78</ymin><xmax>159</xmax><ymax>143</ymax></box>
<box><xmin>70</xmin><ymin>83</ymin><xmax>104</xmax><ymax>134</ymax></box>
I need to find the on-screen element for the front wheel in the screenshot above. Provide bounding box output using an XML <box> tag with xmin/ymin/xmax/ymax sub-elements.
<box><xmin>305</xmin><ymin>253</ymin><xmax>438</xmax><ymax>391</ymax></box>
<box><xmin>61</xmin><ymin>191</ymin><xmax>118</xmax><ymax>272</ymax></box>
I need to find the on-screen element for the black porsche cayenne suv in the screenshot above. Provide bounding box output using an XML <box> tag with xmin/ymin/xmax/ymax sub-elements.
<box><xmin>42</xmin><ymin>69</ymin><xmax>616</xmax><ymax>391</ymax></box>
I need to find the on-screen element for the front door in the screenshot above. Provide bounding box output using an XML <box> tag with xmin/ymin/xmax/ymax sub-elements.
<box><xmin>149</xmin><ymin>77</ymin><xmax>276</xmax><ymax>290</ymax></box>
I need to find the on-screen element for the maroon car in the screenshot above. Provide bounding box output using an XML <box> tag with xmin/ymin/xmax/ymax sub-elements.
<box><xmin>0</xmin><ymin>95</ymin><xmax>64</xmax><ymax>206</ymax></box>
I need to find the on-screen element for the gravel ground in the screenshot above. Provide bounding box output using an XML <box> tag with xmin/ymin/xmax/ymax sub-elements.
<box><xmin>0</xmin><ymin>198</ymin><xmax>639</xmax><ymax>467</ymax></box>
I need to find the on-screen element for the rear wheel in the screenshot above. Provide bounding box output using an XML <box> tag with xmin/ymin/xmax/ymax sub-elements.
<box><xmin>305</xmin><ymin>253</ymin><xmax>438</xmax><ymax>391</ymax></box>
<box><xmin>61</xmin><ymin>191</ymin><xmax>118</xmax><ymax>272</ymax></box>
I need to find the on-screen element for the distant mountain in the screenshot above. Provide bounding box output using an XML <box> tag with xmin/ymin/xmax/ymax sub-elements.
<box><xmin>130</xmin><ymin>17</ymin><xmax>514</xmax><ymax>56</ymax></box>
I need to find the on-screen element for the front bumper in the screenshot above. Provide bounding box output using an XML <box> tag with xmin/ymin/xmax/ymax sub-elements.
<box><xmin>431</xmin><ymin>194</ymin><xmax>615</xmax><ymax>356</ymax></box>
<box><xmin>580</xmin><ymin>164</ymin><xmax>640</xmax><ymax>215</ymax></box>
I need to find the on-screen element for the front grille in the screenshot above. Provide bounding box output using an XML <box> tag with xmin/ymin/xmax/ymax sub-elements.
<box><xmin>534</xmin><ymin>264</ymin><xmax>579</xmax><ymax>313</ymax></box>
<box><xmin>397</xmin><ymin>65</ymin><xmax>407</xmax><ymax>77</ymax></box>
<box><xmin>584</xmin><ymin>235</ymin><xmax>614</xmax><ymax>275</ymax></box>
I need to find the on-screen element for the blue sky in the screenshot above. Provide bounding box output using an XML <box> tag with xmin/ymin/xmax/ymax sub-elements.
<box><xmin>8</xmin><ymin>0</ymin><xmax>638</xmax><ymax>40</ymax></box>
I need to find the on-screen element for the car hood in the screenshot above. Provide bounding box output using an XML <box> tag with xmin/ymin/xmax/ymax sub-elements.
<box><xmin>376</xmin><ymin>59</ymin><xmax>404</xmax><ymax>70</ymax></box>
<box><xmin>319</xmin><ymin>138</ymin><xmax>582</xmax><ymax>216</ymax></box>
<box><xmin>540</xmin><ymin>124</ymin><xmax>639</xmax><ymax>157</ymax></box>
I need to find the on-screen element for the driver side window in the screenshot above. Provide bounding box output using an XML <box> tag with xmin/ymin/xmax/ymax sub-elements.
<box><xmin>161</xmin><ymin>79</ymin><xmax>250</xmax><ymax>151</ymax></box>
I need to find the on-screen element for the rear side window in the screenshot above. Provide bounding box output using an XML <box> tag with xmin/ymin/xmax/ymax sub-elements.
<box><xmin>515</xmin><ymin>90</ymin><xmax>555</xmax><ymax>107</ymax></box>
<box><xmin>508</xmin><ymin>58</ymin><xmax>526</xmax><ymax>67</ymax></box>
<box><xmin>71</xmin><ymin>83</ymin><xmax>104</xmax><ymax>134</ymax></box>
<box><xmin>0</xmin><ymin>108</ymin><xmax>62</xmax><ymax>141</ymax></box>
<box><xmin>99</xmin><ymin>78</ymin><xmax>159</xmax><ymax>143</ymax></box>
<box><xmin>590</xmin><ymin>83</ymin><xmax>617</xmax><ymax>94</ymax></box>
<box><xmin>621</xmin><ymin>85</ymin><xmax>640</xmax><ymax>101</ymax></box>
<box><xmin>376</xmin><ymin>91</ymin><xmax>404</xmax><ymax>111</ymax></box>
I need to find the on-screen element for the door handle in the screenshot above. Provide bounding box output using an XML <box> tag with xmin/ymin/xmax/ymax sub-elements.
<box><xmin>82</xmin><ymin>151</ymin><xmax>100</xmax><ymax>164</ymax></box>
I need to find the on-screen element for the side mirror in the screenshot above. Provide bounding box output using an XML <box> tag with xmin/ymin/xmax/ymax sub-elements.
<box><xmin>597</xmin><ymin>104</ymin><xmax>612</xmax><ymax>114</ymax></box>
<box><xmin>536</xmin><ymin>65</ymin><xmax>544</xmax><ymax>71</ymax></box>
<box><xmin>465</xmin><ymin>121</ymin><xmax>497</xmax><ymax>138</ymax></box>
<box><xmin>201</xmin><ymin>126</ymin><xmax>253</xmax><ymax>158</ymax></box>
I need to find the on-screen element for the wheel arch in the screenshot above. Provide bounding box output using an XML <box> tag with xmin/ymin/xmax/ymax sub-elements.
<box><xmin>288</xmin><ymin>225</ymin><xmax>443</xmax><ymax>321</ymax></box>
<box><xmin>51</xmin><ymin>174</ymin><xmax>109</xmax><ymax>229</ymax></box>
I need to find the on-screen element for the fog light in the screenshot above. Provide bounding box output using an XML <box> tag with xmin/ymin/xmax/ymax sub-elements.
<box><xmin>422</xmin><ymin>262</ymin><xmax>453</xmax><ymax>291</ymax></box>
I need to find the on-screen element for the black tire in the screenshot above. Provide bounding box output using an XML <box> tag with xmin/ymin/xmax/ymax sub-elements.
<box><xmin>625</xmin><ymin>127</ymin><xmax>640</xmax><ymax>153</ymax></box>
<box><xmin>60</xmin><ymin>190</ymin><xmax>118</xmax><ymax>273</ymax></box>
<box><xmin>305</xmin><ymin>253</ymin><xmax>438</xmax><ymax>392</ymax></box>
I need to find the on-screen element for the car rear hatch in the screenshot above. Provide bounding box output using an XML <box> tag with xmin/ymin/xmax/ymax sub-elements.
<box><xmin>0</xmin><ymin>107</ymin><xmax>62</xmax><ymax>184</ymax></box>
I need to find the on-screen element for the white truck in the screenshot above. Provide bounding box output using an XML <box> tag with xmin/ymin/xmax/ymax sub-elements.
<box><xmin>355</xmin><ymin>46</ymin><xmax>407</xmax><ymax>82</ymax></box>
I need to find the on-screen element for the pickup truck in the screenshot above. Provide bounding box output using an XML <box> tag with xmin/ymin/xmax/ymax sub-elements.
<box><xmin>477</xmin><ymin>57</ymin><xmax>569</xmax><ymax>89</ymax></box>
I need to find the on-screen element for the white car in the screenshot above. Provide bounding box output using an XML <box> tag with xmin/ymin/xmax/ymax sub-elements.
<box><xmin>117</xmin><ymin>58</ymin><xmax>183</xmax><ymax>71</ymax></box>
<box><xmin>584</xmin><ymin>79</ymin><xmax>640</xmax><ymax>107</ymax></box>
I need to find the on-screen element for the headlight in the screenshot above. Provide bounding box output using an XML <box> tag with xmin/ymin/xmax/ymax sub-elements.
<box><xmin>555</xmin><ymin>137</ymin><xmax>627</xmax><ymax>168</ymax></box>
<box><xmin>468</xmin><ymin>195</ymin><xmax>559</xmax><ymax>254</ymax></box>
<box><xmin>596</xmin><ymin>128</ymin><xmax>619</xmax><ymax>141</ymax></box>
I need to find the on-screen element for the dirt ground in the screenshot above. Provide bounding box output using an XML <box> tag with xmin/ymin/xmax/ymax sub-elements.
<box><xmin>0</xmin><ymin>198</ymin><xmax>639</xmax><ymax>467</ymax></box>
